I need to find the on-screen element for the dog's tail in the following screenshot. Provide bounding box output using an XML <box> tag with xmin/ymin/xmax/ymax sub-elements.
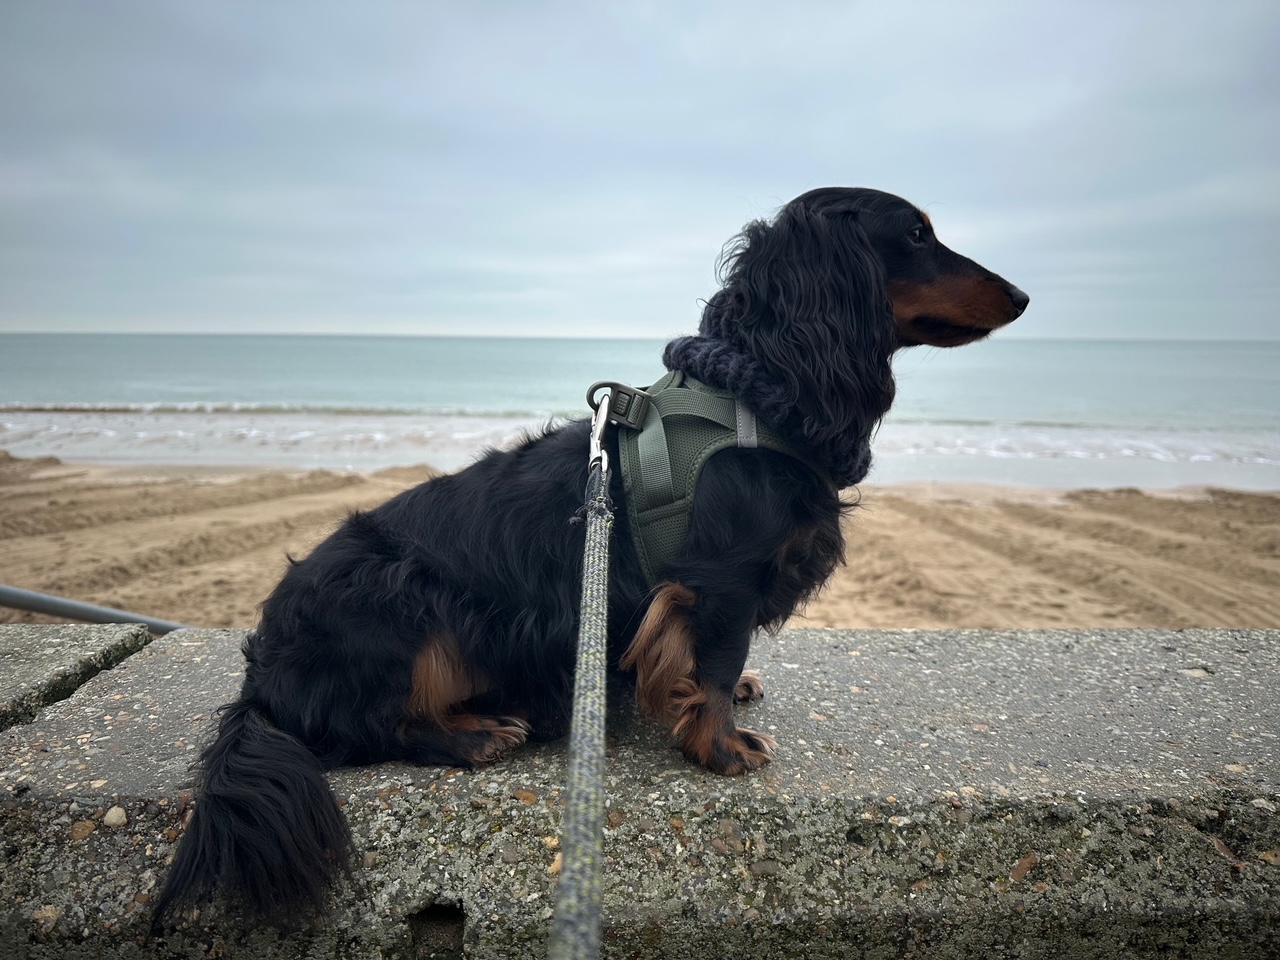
<box><xmin>150</xmin><ymin>698</ymin><xmax>351</xmax><ymax>930</ymax></box>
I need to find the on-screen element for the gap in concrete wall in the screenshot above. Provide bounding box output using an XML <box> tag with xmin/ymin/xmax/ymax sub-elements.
<box><xmin>406</xmin><ymin>902</ymin><xmax>465</xmax><ymax>959</ymax></box>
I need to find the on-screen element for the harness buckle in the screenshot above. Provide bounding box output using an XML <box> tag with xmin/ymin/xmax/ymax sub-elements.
<box><xmin>586</xmin><ymin>381</ymin><xmax>651</xmax><ymax>431</ymax></box>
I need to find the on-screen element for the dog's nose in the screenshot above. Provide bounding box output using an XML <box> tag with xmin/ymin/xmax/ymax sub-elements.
<box><xmin>1007</xmin><ymin>284</ymin><xmax>1030</xmax><ymax>317</ymax></box>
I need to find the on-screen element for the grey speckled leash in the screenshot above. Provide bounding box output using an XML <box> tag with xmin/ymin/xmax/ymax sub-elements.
<box><xmin>548</xmin><ymin>388</ymin><xmax>619</xmax><ymax>960</ymax></box>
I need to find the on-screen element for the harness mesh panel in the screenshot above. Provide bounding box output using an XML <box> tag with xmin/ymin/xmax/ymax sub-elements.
<box><xmin>617</xmin><ymin>372</ymin><xmax>829</xmax><ymax>583</ymax></box>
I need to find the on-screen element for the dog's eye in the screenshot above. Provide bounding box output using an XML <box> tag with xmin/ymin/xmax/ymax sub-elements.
<box><xmin>907</xmin><ymin>225</ymin><xmax>927</xmax><ymax>245</ymax></box>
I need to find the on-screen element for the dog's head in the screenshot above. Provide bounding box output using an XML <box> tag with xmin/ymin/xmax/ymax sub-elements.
<box><xmin>793</xmin><ymin>187</ymin><xmax>1029</xmax><ymax>348</ymax></box>
<box><xmin>697</xmin><ymin>187</ymin><xmax>1027</xmax><ymax>443</ymax></box>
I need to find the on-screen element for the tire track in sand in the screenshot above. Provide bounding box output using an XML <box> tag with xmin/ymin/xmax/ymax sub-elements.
<box><xmin>0</xmin><ymin>468</ymin><xmax>421</xmax><ymax>627</ymax></box>
<box><xmin>799</xmin><ymin>494</ymin><xmax>1129</xmax><ymax>629</ymax></box>
<box><xmin>885</xmin><ymin>496</ymin><xmax>1279</xmax><ymax>628</ymax></box>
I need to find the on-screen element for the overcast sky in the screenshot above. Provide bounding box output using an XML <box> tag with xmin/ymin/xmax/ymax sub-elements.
<box><xmin>1</xmin><ymin>1</ymin><xmax>1277</xmax><ymax>340</ymax></box>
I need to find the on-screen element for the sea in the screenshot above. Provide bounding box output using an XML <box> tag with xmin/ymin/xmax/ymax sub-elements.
<box><xmin>1</xmin><ymin>334</ymin><xmax>1278</xmax><ymax>489</ymax></box>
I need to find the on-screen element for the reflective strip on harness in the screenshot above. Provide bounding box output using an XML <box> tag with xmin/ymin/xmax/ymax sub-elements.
<box><xmin>735</xmin><ymin>401</ymin><xmax>758</xmax><ymax>448</ymax></box>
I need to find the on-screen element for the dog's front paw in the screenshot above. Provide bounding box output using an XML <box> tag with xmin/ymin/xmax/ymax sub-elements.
<box><xmin>460</xmin><ymin>715</ymin><xmax>531</xmax><ymax>764</ymax></box>
<box><xmin>733</xmin><ymin>669</ymin><xmax>765</xmax><ymax>703</ymax></box>
<box><xmin>696</xmin><ymin>727</ymin><xmax>777</xmax><ymax>776</ymax></box>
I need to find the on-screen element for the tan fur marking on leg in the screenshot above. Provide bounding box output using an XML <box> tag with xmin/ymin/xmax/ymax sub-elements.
<box><xmin>620</xmin><ymin>583</ymin><xmax>776</xmax><ymax>775</ymax></box>
<box><xmin>407</xmin><ymin>635</ymin><xmax>475</xmax><ymax>727</ymax></box>
<box><xmin>676</xmin><ymin>689</ymin><xmax>732</xmax><ymax>759</ymax></box>
<box><xmin>669</xmin><ymin>677</ymin><xmax>710</xmax><ymax>738</ymax></box>
<box><xmin>619</xmin><ymin>582</ymin><xmax>698</xmax><ymax>721</ymax></box>
<box><xmin>675</xmin><ymin>686</ymin><xmax>777</xmax><ymax>775</ymax></box>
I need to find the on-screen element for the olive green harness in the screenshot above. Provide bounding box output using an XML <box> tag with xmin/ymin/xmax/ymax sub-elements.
<box><xmin>613</xmin><ymin>370</ymin><xmax>830</xmax><ymax>584</ymax></box>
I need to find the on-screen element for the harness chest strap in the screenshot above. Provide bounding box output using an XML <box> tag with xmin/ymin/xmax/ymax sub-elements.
<box><xmin>615</xmin><ymin>371</ymin><xmax>832</xmax><ymax>584</ymax></box>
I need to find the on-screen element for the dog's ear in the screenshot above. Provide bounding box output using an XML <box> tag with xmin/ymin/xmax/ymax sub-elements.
<box><xmin>711</xmin><ymin>201</ymin><xmax>897</xmax><ymax>443</ymax></box>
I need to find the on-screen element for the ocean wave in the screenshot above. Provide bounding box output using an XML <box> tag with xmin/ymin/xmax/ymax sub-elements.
<box><xmin>884</xmin><ymin>414</ymin><xmax>1280</xmax><ymax>434</ymax></box>
<box><xmin>0</xmin><ymin>401</ymin><xmax>579</xmax><ymax>419</ymax></box>
<box><xmin>873</xmin><ymin>434</ymin><xmax>1280</xmax><ymax>465</ymax></box>
<box><xmin>6</xmin><ymin>403</ymin><xmax>1276</xmax><ymax>440</ymax></box>
<box><xmin>2</xmin><ymin>421</ymin><xmax>1276</xmax><ymax>466</ymax></box>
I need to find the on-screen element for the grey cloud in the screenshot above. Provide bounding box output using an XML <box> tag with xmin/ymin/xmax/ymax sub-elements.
<box><xmin>1</xmin><ymin>0</ymin><xmax>1276</xmax><ymax>338</ymax></box>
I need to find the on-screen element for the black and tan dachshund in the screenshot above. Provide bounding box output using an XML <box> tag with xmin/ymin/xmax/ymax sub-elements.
<box><xmin>153</xmin><ymin>186</ymin><xmax>1027</xmax><ymax>924</ymax></box>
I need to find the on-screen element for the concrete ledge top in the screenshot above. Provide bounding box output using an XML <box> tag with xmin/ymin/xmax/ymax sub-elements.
<box><xmin>0</xmin><ymin>623</ymin><xmax>151</xmax><ymax>733</ymax></box>
<box><xmin>1</xmin><ymin>625</ymin><xmax>1278</xmax><ymax>959</ymax></box>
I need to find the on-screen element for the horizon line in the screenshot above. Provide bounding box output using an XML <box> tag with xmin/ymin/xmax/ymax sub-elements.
<box><xmin>2</xmin><ymin>330</ymin><xmax>1280</xmax><ymax>344</ymax></box>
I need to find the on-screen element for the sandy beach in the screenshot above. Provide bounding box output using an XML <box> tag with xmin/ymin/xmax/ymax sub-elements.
<box><xmin>1</xmin><ymin>450</ymin><xmax>1277</xmax><ymax>632</ymax></box>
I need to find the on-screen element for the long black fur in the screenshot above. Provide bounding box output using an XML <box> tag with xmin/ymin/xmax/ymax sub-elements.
<box><xmin>152</xmin><ymin>187</ymin><xmax>1027</xmax><ymax>928</ymax></box>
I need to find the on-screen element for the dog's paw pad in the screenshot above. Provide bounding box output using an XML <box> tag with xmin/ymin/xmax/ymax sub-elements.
<box><xmin>733</xmin><ymin>669</ymin><xmax>765</xmax><ymax>703</ymax></box>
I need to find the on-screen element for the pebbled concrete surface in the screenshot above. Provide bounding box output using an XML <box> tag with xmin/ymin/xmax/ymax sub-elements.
<box><xmin>0</xmin><ymin>625</ymin><xmax>1277</xmax><ymax>958</ymax></box>
<box><xmin>0</xmin><ymin>624</ymin><xmax>152</xmax><ymax>733</ymax></box>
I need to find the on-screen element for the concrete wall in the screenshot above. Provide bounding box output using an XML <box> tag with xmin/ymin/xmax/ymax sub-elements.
<box><xmin>2</xmin><ymin>625</ymin><xmax>1277</xmax><ymax>958</ymax></box>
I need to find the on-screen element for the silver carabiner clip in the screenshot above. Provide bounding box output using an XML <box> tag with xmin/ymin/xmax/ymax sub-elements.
<box><xmin>589</xmin><ymin>388</ymin><xmax>611</xmax><ymax>477</ymax></box>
